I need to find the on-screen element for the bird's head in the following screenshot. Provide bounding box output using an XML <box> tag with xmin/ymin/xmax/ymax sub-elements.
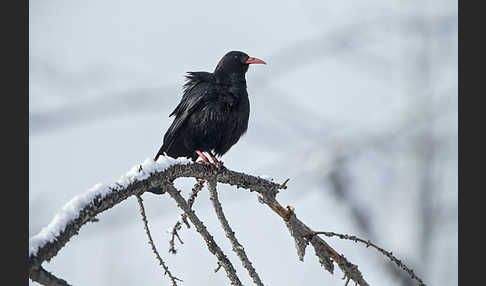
<box><xmin>214</xmin><ymin>51</ymin><xmax>266</xmax><ymax>81</ymax></box>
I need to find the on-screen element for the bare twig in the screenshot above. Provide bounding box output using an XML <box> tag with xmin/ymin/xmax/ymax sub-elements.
<box><xmin>207</xmin><ymin>177</ymin><xmax>265</xmax><ymax>286</ymax></box>
<box><xmin>168</xmin><ymin>221</ymin><xmax>184</xmax><ymax>254</ymax></box>
<box><xmin>169</xmin><ymin>178</ymin><xmax>205</xmax><ymax>253</ymax></box>
<box><xmin>326</xmin><ymin>158</ymin><xmax>419</xmax><ymax>286</ymax></box>
<box><xmin>184</xmin><ymin>178</ymin><xmax>205</xmax><ymax>227</ymax></box>
<box><xmin>312</xmin><ymin>231</ymin><xmax>426</xmax><ymax>286</ymax></box>
<box><xmin>214</xmin><ymin>261</ymin><xmax>223</xmax><ymax>273</ymax></box>
<box><xmin>136</xmin><ymin>195</ymin><xmax>182</xmax><ymax>286</ymax></box>
<box><xmin>256</xmin><ymin>191</ymin><xmax>369</xmax><ymax>286</ymax></box>
<box><xmin>164</xmin><ymin>182</ymin><xmax>243</xmax><ymax>286</ymax></box>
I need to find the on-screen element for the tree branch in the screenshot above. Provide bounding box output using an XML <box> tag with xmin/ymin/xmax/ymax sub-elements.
<box><xmin>312</xmin><ymin>231</ymin><xmax>426</xmax><ymax>286</ymax></box>
<box><xmin>29</xmin><ymin>264</ymin><xmax>71</xmax><ymax>286</ymax></box>
<box><xmin>135</xmin><ymin>194</ymin><xmax>182</xmax><ymax>285</ymax></box>
<box><xmin>207</xmin><ymin>177</ymin><xmax>265</xmax><ymax>286</ymax></box>
<box><xmin>169</xmin><ymin>178</ymin><xmax>205</xmax><ymax>253</ymax></box>
<box><xmin>164</xmin><ymin>181</ymin><xmax>243</xmax><ymax>286</ymax></box>
<box><xmin>29</xmin><ymin>160</ymin><xmax>424</xmax><ymax>286</ymax></box>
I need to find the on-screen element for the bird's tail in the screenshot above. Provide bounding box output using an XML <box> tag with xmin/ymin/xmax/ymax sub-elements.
<box><xmin>154</xmin><ymin>139</ymin><xmax>196</xmax><ymax>162</ymax></box>
<box><xmin>154</xmin><ymin>143</ymin><xmax>169</xmax><ymax>161</ymax></box>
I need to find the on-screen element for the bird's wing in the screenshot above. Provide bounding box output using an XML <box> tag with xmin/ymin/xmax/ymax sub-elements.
<box><xmin>169</xmin><ymin>72</ymin><xmax>215</xmax><ymax>117</ymax></box>
<box><xmin>162</xmin><ymin>72</ymin><xmax>215</xmax><ymax>152</ymax></box>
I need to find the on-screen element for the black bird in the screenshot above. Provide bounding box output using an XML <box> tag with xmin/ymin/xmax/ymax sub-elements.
<box><xmin>154</xmin><ymin>51</ymin><xmax>266</xmax><ymax>166</ymax></box>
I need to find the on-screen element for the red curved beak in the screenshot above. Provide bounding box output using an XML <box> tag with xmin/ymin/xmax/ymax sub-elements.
<box><xmin>245</xmin><ymin>56</ymin><xmax>266</xmax><ymax>65</ymax></box>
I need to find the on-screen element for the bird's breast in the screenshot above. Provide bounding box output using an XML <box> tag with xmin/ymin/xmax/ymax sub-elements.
<box><xmin>186</xmin><ymin>92</ymin><xmax>249</xmax><ymax>155</ymax></box>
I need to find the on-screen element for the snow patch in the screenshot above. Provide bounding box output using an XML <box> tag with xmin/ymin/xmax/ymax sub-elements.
<box><xmin>29</xmin><ymin>156</ymin><xmax>191</xmax><ymax>257</ymax></box>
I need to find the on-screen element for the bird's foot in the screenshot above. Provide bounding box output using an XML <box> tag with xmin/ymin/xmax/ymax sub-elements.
<box><xmin>207</xmin><ymin>151</ymin><xmax>224</xmax><ymax>169</ymax></box>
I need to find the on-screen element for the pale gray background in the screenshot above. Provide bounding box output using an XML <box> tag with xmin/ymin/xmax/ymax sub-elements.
<box><xmin>29</xmin><ymin>0</ymin><xmax>457</xmax><ymax>285</ymax></box>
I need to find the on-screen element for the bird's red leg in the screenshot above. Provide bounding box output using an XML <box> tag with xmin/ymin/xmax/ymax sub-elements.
<box><xmin>195</xmin><ymin>150</ymin><xmax>214</xmax><ymax>170</ymax></box>
<box><xmin>207</xmin><ymin>151</ymin><xmax>224</xmax><ymax>167</ymax></box>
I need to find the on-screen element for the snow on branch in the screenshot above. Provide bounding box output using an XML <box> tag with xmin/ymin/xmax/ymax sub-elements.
<box><xmin>29</xmin><ymin>156</ymin><xmax>425</xmax><ymax>286</ymax></box>
<box><xmin>29</xmin><ymin>157</ymin><xmax>192</xmax><ymax>260</ymax></box>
